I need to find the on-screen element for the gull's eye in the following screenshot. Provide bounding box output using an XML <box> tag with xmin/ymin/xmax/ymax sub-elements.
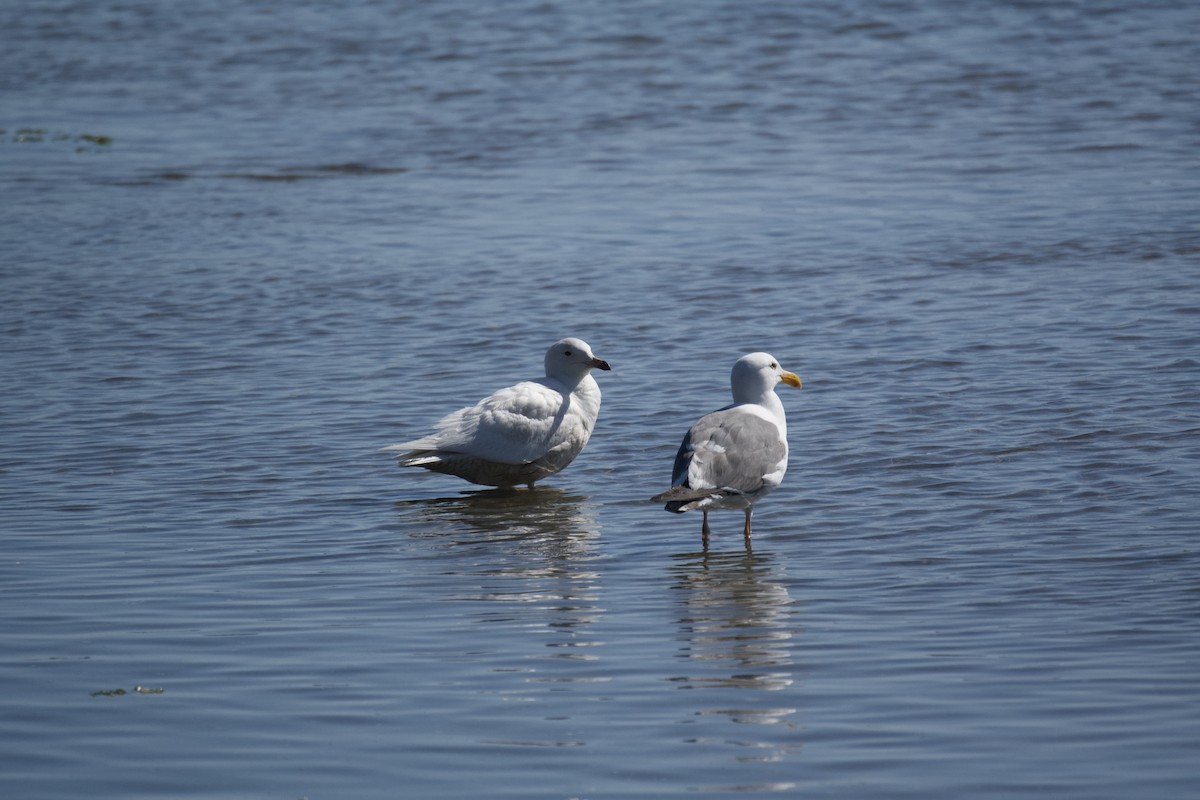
<box><xmin>770</xmin><ymin>362</ymin><xmax>778</xmax><ymax>369</ymax></box>
<box><xmin>564</xmin><ymin>350</ymin><xmax>573</xmax><ymax>357</ymax></box>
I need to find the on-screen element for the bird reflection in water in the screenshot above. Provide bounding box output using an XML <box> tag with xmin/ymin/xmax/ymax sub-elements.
<box><xmin>394</xmin><ymin>487</ymin><xmax>604</xmax><ymax>659</ymax></box>
<box><xmin>669</xmin><ymin>548</ymin><xmax>801</xmax><ymax>768</ymax></box>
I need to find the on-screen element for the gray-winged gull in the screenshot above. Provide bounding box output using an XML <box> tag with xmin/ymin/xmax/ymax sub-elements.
<box><xmin>383</xmin><ymin>337</ymin><xmax>611</xmax><ymax>489</ymax></box>
<box><xmin>651</xmin><ymin>352</ymin><xmax>802</xmax><ymax>548</ymax></box>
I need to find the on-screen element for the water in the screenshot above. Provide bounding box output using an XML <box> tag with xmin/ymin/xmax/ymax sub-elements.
<box><xmin>2</xmin><ymin>1</ymin><xmax>1199</xmax><ymax>797</ymax></box>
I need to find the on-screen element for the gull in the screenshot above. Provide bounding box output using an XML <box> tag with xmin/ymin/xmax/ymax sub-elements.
<box><xmin>383</xmin><ymin>338</ymin><xmax>610</xmax><ymax>489</ymax></box>
<box><xmin>651</xmin><ymin>352</ymin><xmax>801</xmax><ymax>548</ymax></box>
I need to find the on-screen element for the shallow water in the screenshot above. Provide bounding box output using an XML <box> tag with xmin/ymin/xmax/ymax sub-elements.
<box><xmin>2</xmin><ymin>1</ymin><xmax>1199</xmax><ymax>798</ymax></box>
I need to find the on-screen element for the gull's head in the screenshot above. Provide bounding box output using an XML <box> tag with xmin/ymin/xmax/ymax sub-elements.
<box><xmin>545</xmin><ymin>337</ymin><xmax>611</xmax><ymax>382</ymax></box>
<box><xmin>731</xmin><ymin>351</ymin><xmax>801</xmax><ymax>403</ymax></box>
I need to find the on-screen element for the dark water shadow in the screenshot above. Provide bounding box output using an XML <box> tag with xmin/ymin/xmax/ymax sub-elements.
<box><xmin>668</xmin><ymin>548</ymin><xmax>802</xmax><ymax>737</ymax></box>
<box><xmin>393</xmin><ymin>487</ymin><xmax>604</xmax><ymax>645</ymax></box>
<box><xmin>394</xmin><ymin>486</ymin><xmax>601</xmax><ymax>547</ymax></box>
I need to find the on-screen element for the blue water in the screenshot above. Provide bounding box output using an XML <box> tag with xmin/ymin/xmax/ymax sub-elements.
<box><xmin>2</xmin><ymin>1</ymin><xmax>1199</xmax><ymax>798</ymax></box>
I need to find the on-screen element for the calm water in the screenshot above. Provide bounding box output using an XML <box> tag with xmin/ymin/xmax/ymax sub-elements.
<box><xmin>2</xmin><ymin>1</ymin><xmax>1199</xmax><ymax>798</ymax></box>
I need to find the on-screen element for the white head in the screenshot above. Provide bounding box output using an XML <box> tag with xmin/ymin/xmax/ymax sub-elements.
<box><xmin>731</xmin><ymin>352</ymin><xmax>802</xmax><ymax>404</ymax></box>
<box><xmin>544</xmin><ymin>337</ymin><xmax>611</xmax><ymax>385</ymax></box>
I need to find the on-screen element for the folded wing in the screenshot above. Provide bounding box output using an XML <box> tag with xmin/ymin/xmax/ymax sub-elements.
<box><xmin>386</xmin><ymin>380</ymin><xmax>566</xmax><ymax>465</ymax></box>
<box><xmin>656</xmin><ymin>407</ymin><xmax>786</xmax><ymax>501</ymax></box>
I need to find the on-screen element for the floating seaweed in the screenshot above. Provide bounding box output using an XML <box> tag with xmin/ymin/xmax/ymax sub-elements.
<box><xmin>90</xmin><ymin>685</ymin><xmax>164</xmax><ymax>697</ymax></box>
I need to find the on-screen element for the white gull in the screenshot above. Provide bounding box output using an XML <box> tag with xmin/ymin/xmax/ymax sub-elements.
<box><xmin>383</xmin><ymin>338</ymin><xmax>610</xmax><ymax>489</ymax></box>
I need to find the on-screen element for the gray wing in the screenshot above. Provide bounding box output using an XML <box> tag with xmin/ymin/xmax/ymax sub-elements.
<box><xmin>669</xmin><ymin>406</ymin><xmax>786</xmax><ymax>494</ymax></box>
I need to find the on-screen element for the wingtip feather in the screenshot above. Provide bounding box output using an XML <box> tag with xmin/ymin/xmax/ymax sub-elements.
<box><xmin>650</xmin><ymin>485</ymin><xmax>709</xmax><ymax>503</ymax></box>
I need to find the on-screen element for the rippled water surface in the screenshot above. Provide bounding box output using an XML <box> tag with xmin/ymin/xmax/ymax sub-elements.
<box><xmin>2</xmin><ymin>1</ymin><xmax>1199</xmax><ymax>798</ymax></box>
